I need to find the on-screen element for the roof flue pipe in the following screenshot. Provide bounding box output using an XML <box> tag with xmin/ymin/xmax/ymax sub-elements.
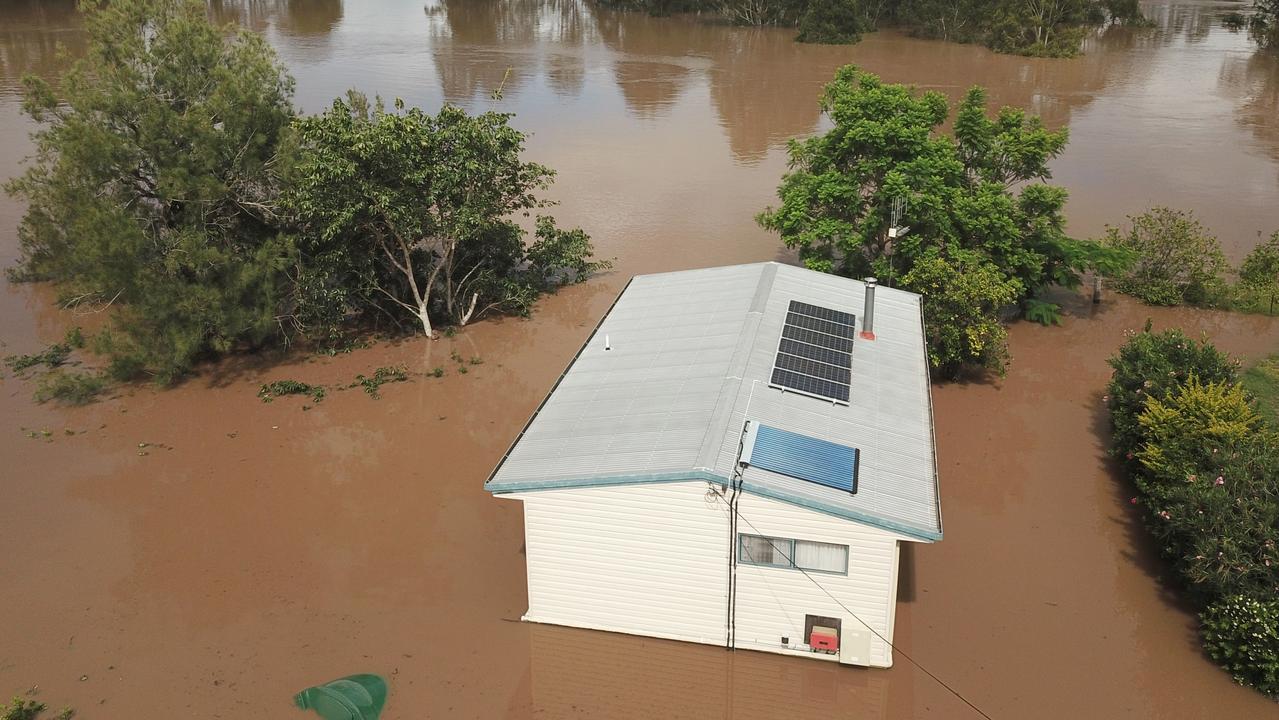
<box><xmin>860</xmin><ymin>278</ymin><xmax>877</xmax><ymax>341</ymax></box>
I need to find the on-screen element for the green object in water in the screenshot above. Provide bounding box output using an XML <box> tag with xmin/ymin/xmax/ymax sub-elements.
<box><xmin>294</xmin><ymin>674</ymin><xmax>388</xmax><ymax>720</ymax></box>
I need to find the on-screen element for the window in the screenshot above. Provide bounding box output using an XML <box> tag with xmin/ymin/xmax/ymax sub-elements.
<box><xmin>794</xmin><ymin>540</ymin><xmax>848</xmax><ymax>574</ymax></box>
<box><xmin>738</xmin><ymin>534</ymin><xmax>848</xmax><ymax>575</ymax></box>
<box><xmin>739</xmin><ymin>534</ymin><xmax>792</xmax><ymax>568</ymax></box>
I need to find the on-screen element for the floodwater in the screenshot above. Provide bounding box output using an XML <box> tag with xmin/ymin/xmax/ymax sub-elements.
<box><xmin>2</xmin><ymin>0</ymin><xmax>1279</xmax><ymax>717</ymax></box>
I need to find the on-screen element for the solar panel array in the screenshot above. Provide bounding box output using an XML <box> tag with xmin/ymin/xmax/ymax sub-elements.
<box><xmin>770</xmin><ymin>300</ymin><xmax>854</xmax><ymax>403</ymax></box>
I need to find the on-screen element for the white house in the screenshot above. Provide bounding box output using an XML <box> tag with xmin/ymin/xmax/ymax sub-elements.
<box><xmin>485</xmin><ymin>262</ymin><xmax>942</xmax><ymax>668</ymax></box>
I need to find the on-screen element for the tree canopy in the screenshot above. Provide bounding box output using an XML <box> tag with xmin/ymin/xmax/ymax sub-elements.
<box><xmin>6</xmin><ymin>0</ymin><xmax>297</xmax><ymax>382</ymax></box>
<box><xmin>758</xmin><ymin>66</ymin><xmax>1123</xmax><ymax>376</ymax></box>
<box><xmin>287</xmin><ymin>94</ymin><xmax>606</xmax><ymax>340</ymax></box>
<box><xmin>6</xmin><ymin>0</ymin><xmax>607</xmax><ymax>382</ymax></box>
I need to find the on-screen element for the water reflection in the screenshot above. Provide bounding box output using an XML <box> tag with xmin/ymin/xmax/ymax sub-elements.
<box><xmin>525</xmin><ymin>624</ymin><xmax>905</xmax><ymax>719</ymax></box>
<box><xmin>1220</xmin><ymin>49</ymin><xmax>1279</xmax><ymax>163</ymax></box>
<box><xmin>0</xmin><ymin>0</ymin><xmax>82</xmax><ymax>94</ymax></box>
<box><xmin>207</xmin><ymin>0</ymin><xmax>344</xmax><ymax>36</ymax></box>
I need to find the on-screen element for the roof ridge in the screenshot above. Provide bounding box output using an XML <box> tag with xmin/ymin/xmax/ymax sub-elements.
<box><xmin>692</xmin><ymin>262</ymin><xmax>778</xmax><ymax>471</ymax></box>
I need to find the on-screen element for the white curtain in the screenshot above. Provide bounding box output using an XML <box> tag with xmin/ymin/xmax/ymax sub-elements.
<box><xmin>794</xmin><ymin>540</ymin><xmax>847</xmax><ymax>574</ymax></box>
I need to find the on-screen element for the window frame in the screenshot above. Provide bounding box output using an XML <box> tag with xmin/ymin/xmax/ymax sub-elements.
<box><xmin>737</xmin><ymin>533</ymin><xmax>849</xmax><ymax>577</ymax></box>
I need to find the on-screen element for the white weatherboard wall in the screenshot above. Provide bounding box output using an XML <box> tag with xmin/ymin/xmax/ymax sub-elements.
<box><xmin>514</xmin><ymin>481</ymin><xmax>731</xmax><ymax>647</ymax></box>
<box><xmin>733</xmin><ymin>492</ymin><xmax>905</xmax><ymax>668</ymax></box>
<box><xmin>510</xmin><ymin>479</ymin><xmax>909</xmax><ymax>667</ymax></box>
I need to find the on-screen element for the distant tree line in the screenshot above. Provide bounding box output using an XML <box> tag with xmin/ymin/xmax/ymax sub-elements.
<box><xmin>5</xmin><ymin>0</ymin><xmax>606</xmax><ymax>383</ymax></box>
<box><xmin>596</xmin><ymin>0</ymin><xmax>1146</xmax><ymax>56</ymax></box>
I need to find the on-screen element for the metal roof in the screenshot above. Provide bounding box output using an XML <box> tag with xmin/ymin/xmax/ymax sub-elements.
<box><xmin>485</xmin><ymin>262</ymin><xmax>942</xmax><ymax>542</ymax></box>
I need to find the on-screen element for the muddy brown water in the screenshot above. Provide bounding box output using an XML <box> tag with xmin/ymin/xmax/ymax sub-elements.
<box><xmin>3</xmin><ymin>1</ymin><xmax>1279</xmax><ymax>718</ymax></box>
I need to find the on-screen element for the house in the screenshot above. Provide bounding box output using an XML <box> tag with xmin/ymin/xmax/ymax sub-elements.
<box><xmin>485</xmin><ymin>261</ymin><xmax>942</xmax><ymax>668</ymax></box>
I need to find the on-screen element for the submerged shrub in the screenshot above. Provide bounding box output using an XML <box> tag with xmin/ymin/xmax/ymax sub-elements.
<box><xmin>1103</xmin><ymin>208</ymin><xmax>1230</xmax><ymax>307</ymax></box>
<box><xmin>34</xmin><ymin>370</ymin><xmax>107</xmax><ymax>405</ymax></box>
<box><xmin>1202</xmin><ymin>595</ymin><xmax>1279</xmax><ymax>697</ymax></box>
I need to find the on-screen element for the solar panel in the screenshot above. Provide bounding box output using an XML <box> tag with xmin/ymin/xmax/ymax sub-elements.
<box><xmin>742</xmin><ymin>422</ymin><xmax>859</xmax><ymax>494</ymax></box>
<box><xmin>770</xmin><ymin>300</ymin><xmax>855</xmax><ymax>403</ymax></box>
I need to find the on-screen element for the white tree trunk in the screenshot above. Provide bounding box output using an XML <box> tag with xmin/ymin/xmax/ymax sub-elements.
<box><xmin>417</xmin><ymin>301</ymin><xmax>434</xmax><ymax>338</ymax></box>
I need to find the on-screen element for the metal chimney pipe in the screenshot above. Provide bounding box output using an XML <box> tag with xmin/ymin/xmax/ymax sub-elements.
<box><xmin>860</xmin><ymin>278</ymin><xmax>877</xmax><ymax>341</ymax></box>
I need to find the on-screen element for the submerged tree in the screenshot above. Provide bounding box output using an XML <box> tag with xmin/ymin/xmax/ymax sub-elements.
<box><xmin>5</xmin><ymin>0</ymin><xmax>297</xmax><ymax>382</ymax></box>
<box><xmin>288</xmin><ymin>94</ymin><xmax>607</xmax><ymax>338</ymax></box>
<box><xmin>757</xmin><ymin>66</ymin><xmax>1121</xmax><ymax>374</ymax></box>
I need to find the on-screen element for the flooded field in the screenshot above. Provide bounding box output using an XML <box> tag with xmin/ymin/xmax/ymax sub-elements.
<box><xmin>3</xmin><ymin>1</ymin><xmax>1279</xmax><ymax>718</ymax></box>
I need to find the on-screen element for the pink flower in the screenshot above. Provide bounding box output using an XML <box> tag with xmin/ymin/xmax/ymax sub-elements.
<box><xmin>1130</xmin><ymin>497</ymin><xmax>1139</xmax><ymax>505</ymax></box>
<box><xmin>1126</xmin><ymin>452</ymin><xmax>1134</xmax><ymax>460</ymax></box>
<box><xmin>1158</xmin><ymin>510</ymin><xmax>1171</xmax><ymax>520</ymax></box>
<box><xmin>1102</xmin><ymin>395</ymin><xmax>1110</xmax><ymax>403</ymax></box>
<box><xmin>1215</xmin><ymin>477</ymin><xmax>1225</xmax><ymax>486</ymax></box>
<box><xmin>1212</xmin><ymin>448</ymin><xmax>1218</xmax><ymax>454</ymax></box>
<box><xmin>1187</xmin><ymin>474</ymin><xmax>1197</xmax><ymax>482</ymax></box>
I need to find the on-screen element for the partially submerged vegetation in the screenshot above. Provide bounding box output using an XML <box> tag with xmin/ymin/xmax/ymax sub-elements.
<box><xmin>1</xmin><ymin>697</ymin><xmax>73</xmax><ymax>720</ymax></box>
<box><xmin>598</xmin><ymin>0</ymin><xmax>1147</xmax><ymax>56</ymax></box>
<box><xmin>1107</xmin><ymin>327</ymin><xmax>1279</xmax><ymax>698</ymax></box>
<box><xmin>1103</xmin><ymin>210</ymin><xmax>1279</xmax><ymax>315</ymax></box>
<box><xmin>4</xmin><ymin>0</ymin><xmax>606</xmax><ymax>385</ymax></box>
<box><xmin>757</xmin><ymin>66</ymin><xmax>1128</xmax><ymax>376</ymax></box>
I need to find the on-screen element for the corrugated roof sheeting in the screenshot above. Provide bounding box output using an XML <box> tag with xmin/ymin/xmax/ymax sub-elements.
<box><xmin>486</xmin><ymin>262</ymin><xmax>941</xmax><ymax>540</ymax></box>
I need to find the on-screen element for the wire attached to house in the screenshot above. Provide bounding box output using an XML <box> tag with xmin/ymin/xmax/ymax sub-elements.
<box><xmin>732</xmin><ymin>511</ymin><xmax>995</xmax><ymax>720</ymax></box>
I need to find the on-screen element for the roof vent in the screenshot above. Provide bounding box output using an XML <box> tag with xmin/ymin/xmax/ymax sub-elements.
<box><xmin>860</xmin><ymin>278</ymin><xmax>877</xmax><ymax>341</ymax></box>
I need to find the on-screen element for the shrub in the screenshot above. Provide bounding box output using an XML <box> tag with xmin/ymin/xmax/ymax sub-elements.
<box><xmin>796</xmin><ymin>0</ymin><xmax>864</xmax><ymax>43</ymax></box>
<box><xmin>1242</xmin><ymin>356</ymin><xmax>1279</xmax><ymax>425</ymax></box>
<box><xmin>1136</xmin><ymin>382</ymin><xmax>1279</xmax><ymax>601</ymax></box>
<box><xmin>1105</xmin><ymin>326</ymin><xmax>1237</xmax><ymax>464</ymax></box>
<box><xmin>1202</xmin><ymin>595</ymin><xmax>1279</xmax><ymax>697</ymax></box>
<box><xmin>353</xmin><ymin>366</ymin><xmax>408</xmax><ymax>398</ymax></box>
<box><xmin>900</xmin><ymin>249</ymin><xmax>1022</xmax><ymax>378</ymax></box>
<box><xmin>33</xmin><ymin>370</ymin><xmax>107</xmax><ymax>405</ymax></box>
<box><xmin>258</xmin><ymin>379</ymin><xmax>325</xmax><ymax>404</ymax></box>
<box><xmin>4</xmin><ymin>343</ymin><xmax>71</xmax><ymax>373</ymax></box>
<box><xmin>1235</xmin><ymin>231</ymin><xmax>1279</xmax><ymax>315</ymax></box>
<box><xmin>1103</xmin><ymin>208</ymin><xmax>1230</xmax><ymax>307</ymax></box>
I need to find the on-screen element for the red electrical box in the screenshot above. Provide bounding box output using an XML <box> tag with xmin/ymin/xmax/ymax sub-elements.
<box><xmin>809</xmin><ymin>626</ymin><xmax>839</xmax><ymax>654</ymax></box>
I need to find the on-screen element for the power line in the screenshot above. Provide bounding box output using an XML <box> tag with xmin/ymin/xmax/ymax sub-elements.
<box><xmin>732</xmin><ymin>510</ymin><xmax>995</xmax><ymax>720</ymax></box>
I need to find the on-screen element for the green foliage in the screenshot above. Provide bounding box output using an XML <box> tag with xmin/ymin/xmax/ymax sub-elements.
<box><xmin>353</xmin><ymin>366</ymin><xmax>409</xmax><ymax>398</ymax></box>
<box><xmin>431</xmin><ymin>367</ymin><xmax>446</xmax><ymax>378</ymax></box>
<box><xmin>758</xmin><ymin>67</ymin><xmax>1103</xmax><ymax>375</ymax></box>
<box><xmin>1103</xmin><ymin>208</ymin><xmax>1230</xmax><ymax>307</ymax></box>
<box><xmin>1024</xmin><ymin>297</ymin><xmax>1063</xmax><ymax>325</ymax></box>
<box><xmin>4</xmin><ymin>0</ymin><xmax>297</xmax><ymax>382</ymax></box>
<box><xmin>1107</xmin><ymin>332</ymin><xmax>1279</xmax><ymax>696</ymax></box>
<box><xmin>900</xmin><ymin>249</ymin><xmax>1020</xmax><ymax>376</ymax></box>
<box><xmin>1251</xmin><ymin>0</ymin><xmax>1279</xmax><ymax>47</ymax></box>
<box><xmin>63</xmin><ymin>327</ymin><xmax>85</xmax><ymax>349</ymax></box>
<box><xmin>4</xmin><ymin>343</ymin><xmax>71</xmax><ymax>373</ymax></box>
<box><xmin>258</xmin><ymin>379</ymin><xmax>325</xmax><ymax>404</ymax></box>
<box><xmin>288</xmin><ymin>94</ymin><xmax>605</xmax><ymax>339</ymax></box>
<box><xmin>1242</xmin><ymin>356</ymin><xmax>1279</xmax><ymax>426</ymax></box>
<box><xmin>796</xmin><ymin>0</ymin><xmax>864</xmax><ymax>43</ymax></box>
<box><xmin>1202</xmin><ymin>596</ymin><xmax>1279</xmax><ymax>697</ymax></box>
<box><xmin>1236</xmin><ymin>232</ymin><xmax>1279</xmax><ymax>315</ymax></box>
<box><xmin>0</xmin><ymin>698</ymin><xmax>72</xmax><ymax>720</ymax></box>
<box><xmin>34</xmin><ymin>370</ymin><xmax>107</xmax><ymax>405</ymax></box>
<box><xmin>1105</xmin><ymin>327</ymin><xmax>1238</xmax><ymax>465</ymax></box>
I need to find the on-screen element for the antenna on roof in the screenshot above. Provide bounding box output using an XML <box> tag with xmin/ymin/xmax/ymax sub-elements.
<box><xmin>887</xmin><ymin>197</ymin><xmax>909</xmax><ymax>240</ymax></box>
